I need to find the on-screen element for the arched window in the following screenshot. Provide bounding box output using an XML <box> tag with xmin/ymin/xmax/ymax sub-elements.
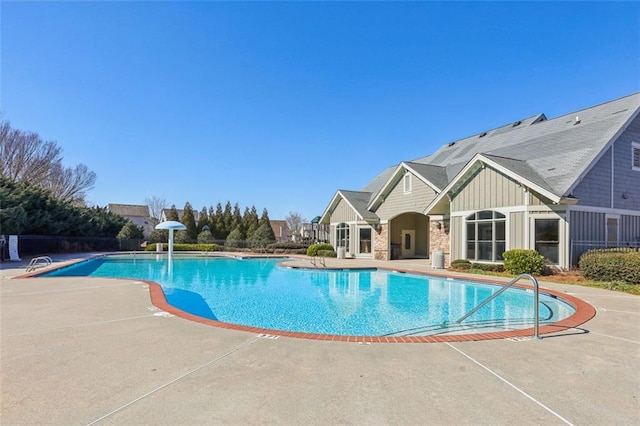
<box><xmin>466</xmin><ymin>211</ymin><xmax>506</xmax><ymax>262</ymax></box>
<box><xmin>336</xmin><ymin>223</ymin><xmax>350</xmax><ymax>253</ymax></box>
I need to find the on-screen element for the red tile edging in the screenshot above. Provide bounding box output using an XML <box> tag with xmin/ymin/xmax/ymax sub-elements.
<box><xmin>21</xmin><ymin>255</ymin><xmax>597</xmax><ymax>343</ymax></box>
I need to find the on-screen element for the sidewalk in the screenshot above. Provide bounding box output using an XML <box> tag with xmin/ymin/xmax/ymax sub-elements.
<box><xmin>1</xmin><ymin>253</ymin><xmax>639</xmax><ymax>424</ymax></box>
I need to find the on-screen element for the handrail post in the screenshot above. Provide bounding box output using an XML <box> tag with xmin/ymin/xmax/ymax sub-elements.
<box><xmin>456</xmin><ymin>273</ymin><xmax>541</xmax><ymax>339</ymax></box>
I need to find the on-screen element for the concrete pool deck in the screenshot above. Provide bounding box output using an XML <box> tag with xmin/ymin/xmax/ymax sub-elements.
<box><xmin>1</xmin><ymin>254</ymin><xmax>639</xmax><ymax>424</ymax></box>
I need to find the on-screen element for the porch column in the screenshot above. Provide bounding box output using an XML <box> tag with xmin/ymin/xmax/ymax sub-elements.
<box><xmin>374</xmin><ymin>223</ymin><xmax>389</xmax><ymax>260</ymax></box>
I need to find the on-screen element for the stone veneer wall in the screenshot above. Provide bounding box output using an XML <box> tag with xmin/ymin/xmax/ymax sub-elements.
<box><xmin>374</xmin><ymin>224</ymin><xmax>388</xmax><ymax>260</ymax></box>
<box><xmin>429</xmin><ymin>219</ymin><xmax>450</xmax><ymax>266</ymax></box>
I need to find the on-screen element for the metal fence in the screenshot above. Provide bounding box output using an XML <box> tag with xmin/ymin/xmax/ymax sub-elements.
<box><xmin>2</xmin><ymin>235</ymin><xmax>143</xmax><ymax>258</ymax></box>
<box><xmin>570</xmin><ymin>240</ymin><xmax>640</xmax><ymax>266</ymax></box>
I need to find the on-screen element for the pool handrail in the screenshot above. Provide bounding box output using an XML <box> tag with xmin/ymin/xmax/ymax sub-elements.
<box><xmin>25</xmin><ymin>256</ymin><xmax>53</xmax><ymax>272</ymax></box>
<box><xmin>455</xmin><ymin>273</ymin><xmax>540</xmax><ymax>339</ymax></box>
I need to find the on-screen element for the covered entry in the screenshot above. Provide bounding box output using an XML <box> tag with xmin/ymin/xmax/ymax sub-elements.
<box><xmin>389</xmin><ymin>212</ymin><xmax>429</xmax><ymax>259</ymax></box>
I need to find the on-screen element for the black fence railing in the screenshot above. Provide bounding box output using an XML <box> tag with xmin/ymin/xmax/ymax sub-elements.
<box><xmin>2</xmin><ymin>235</ymin><xmax>143</xmax><ymax>258</ymax></box>
<box><xmin>570</xmin><ymin>240</ymin><xmax>640</xmax><ymax>266</ymax></box>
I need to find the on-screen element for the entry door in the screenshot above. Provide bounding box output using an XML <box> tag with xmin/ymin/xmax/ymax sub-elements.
<box><xmin>401</xmin><ymin>230</ymin><xmax>415</xmax><ymax>258</ymax></box>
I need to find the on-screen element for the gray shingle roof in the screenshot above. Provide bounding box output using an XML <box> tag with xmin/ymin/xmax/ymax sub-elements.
<box><xmin>108</xmin><ymin>203</ymin><xmax>150</xmax><ymax>217</ymax></box>
<box><xmin>335</xmin><ymin>92</ymin><xmax>639</xmax><ymax>218</ymax></box>
<box><xmin>339</xmin><ymin>190</ymin><xmax>379</xmax><ymax>221</ymax></box>
<box><xmin>412</xmin><ymin>92</ymin><xmax>640</xmax><ymax>197</ymax></box>
<box><xmin>404</xmin><ymin>162</ymin><xmax>449</xmax><ymax>191</ymax></box>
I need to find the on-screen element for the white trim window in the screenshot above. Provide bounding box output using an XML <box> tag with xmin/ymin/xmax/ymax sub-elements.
<box><xmin>336</xmin><ymin>223</ymin><xmax>350</xmax><ymax>253</ymax></box>
<box><xmin>466</xmin><ymin>211</ymin><xmax>506</xmax><ymax>262</ymax></box>
<box><xmin>358</xmin><ymin>227</ymin><xmax>372</xmax><ymax>254</ymax></box>
<box><xmin>403</xmin><ymin>173</ymin><xmax>412</xmax><ymax>194</ymax></box>
<box><xmin>632</xmin><ymin>142</ymin><xmax>640</xmax><ymax>171</ymax></box>
<box><xmin>534</xmin><ymin>219</ymin><xmax>560</xmax><ymax>264</ymax></box>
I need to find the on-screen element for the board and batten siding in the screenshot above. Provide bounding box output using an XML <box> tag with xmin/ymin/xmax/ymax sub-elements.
<box><xmin>450</xmin><ymin>215</ymin><xmax>463</xmax><ymax>260</ymax></box>
<box><xmin>330</xmin><ymin>198</ymin><xmax>359</xmax><ymax>223</ymax></box>
<box><xmin>451</xmin><ymin>166</ymin><xmax>523</xmax><ymax>212</ymax></box>
<box><xmin>509</xmin><ymin>211</ymin><xmax>525</xmax><ymax>249</ymax></box>
<box><xmin>621</xmin><ymin>215</ymin><xmax>640</xmax><ymax>241</ymax></box>
<box><xmin>375</xmin><ymin>172</ymin><xmax>438</xmax><ymax>220</ymax></box>
<box><xmin>570</xmin><ymin>211</ymin><xmax>606</xmax><ymax>241</ymax></box>
<box><xmin>389</xmin><ymin>213</ymin><xmax>429</xmax><ymax>256</ymax></box>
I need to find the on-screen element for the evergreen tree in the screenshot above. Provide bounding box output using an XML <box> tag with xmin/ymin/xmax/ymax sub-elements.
<box><xmin>225</xmin><ymin>226</ymin><xmax>243</xmax><ymax>248</ymax></box>
<box><xmin>116</xmin><ymin>222</ymin><xmax>145</xmax><ymax>240</ymax></box>
<box><xmin>231</xmin><ymin>203</ymin><xmax>245</xmax><ymax>239</ymax></box>
<box><xmin>250</xmin><ymin>223</ymin><xmax>273</xmax><ymax>250</ymax></box>
<box><xmin>174</xmin><ymin>230</ymin><xmax>190</xmax><ymax>243</ymax></box>
<box><xmin>167</xmin><ymin>205</ymin><xmax>180</xmax><ymax>221</ymax></box>
<box><xmin>0</xmin><ymin>177</ymin><xmax>126</xmax><ymax>237</ymax></box>
<box><xmin>197</xmin><ymin>229</ymin><xmax>215</xmax><ymax>243</ymax></box>
<box><xmin>198</xmin><ymin>207</ymin><xmax>210</xmax><ymax>233</ymax></box>
<box><xmin>221</xmin><ymin>201</ymin><xmax>233</xmax><ymax>239</ymax></box>
<box><xmin>180</xmin><ymin>202</ymin><xmax>198</xmax><ymax>242</ymax></box>
<box><xmin>258</xmin><ymin>208</ymin><xmax>276</xmax><ymax>241</ymax></box>
<box><xmin>244</xmin><ymin>205</ymin><xmax>260</xmax><ymax>240</ymax></box>
<box><xmin>213</xmin><ymin>202</ymin><xmax>225</xmax><ymax>240</ymax></box>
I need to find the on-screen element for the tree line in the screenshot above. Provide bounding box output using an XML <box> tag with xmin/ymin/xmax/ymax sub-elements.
<box><xmin>0</xmin><ymin>177</ymin><xmax>126</xmax><ymax>237</ymax></box>
<box><xmin>147</xmin><ymin>201</ymin><xmax>277</xmax><ymax>246</ymax></box>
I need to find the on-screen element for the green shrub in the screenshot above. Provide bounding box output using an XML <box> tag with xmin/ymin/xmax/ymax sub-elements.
<box><xmin>450</xmin><ymin>259</ymin><xmax>472</xmax><ymax>270</ymax></box>
<box><xmin>471</xmin><ymin>263</ymin><xmax>505</xmax><ymax>272</ymax></box>
<box><xmin>225</xmin><ymin>228</ymin><xmax>243</xmax><ymax>248</ymax></box>
<box><xmin>174</xmin><ymin>230</ymin><xmax>193</xmax><ymax>244</ymax></box>
<box><xmin>117</xmin><ymin>222</ymin><xmax>145</xmax><ymax>240</ymax></box>
<box><xmin>266</xmin><ymin>242</ymin><xmax>308</xmax><ymax>250</ymax></box>
<box><xmin>144</xmin><ymin>243</ymin><xmax>219</xmax><ymax>252</ymax></box>
<box><xmin>579</xmin><ymin>249</ymin><xmax>640</xmax><ymax>284</ymax></box>
<box><xmin>502</xmin><ymin>249</ymin><xmax>544</xmax><ymax>275</ymax></box>
<box><xmin>317</xmin><ymin>249</ymin><xmax>337</xmax><ymax>258</ymax></box>
<box><xmin>307</xmin><ymin>243</ymin><xmax>334</xmax><ymax>256</ymax></box>
<box><xmin>197</xmin><ymin>230</ymin><xmax>215</xmax><ymax>244</ymax></box>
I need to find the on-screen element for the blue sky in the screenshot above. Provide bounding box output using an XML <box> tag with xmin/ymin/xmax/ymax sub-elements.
<box><xmin>2</xmin><ymin>1</ymin><xmax>639</xmax><ymax>221</ymax></box>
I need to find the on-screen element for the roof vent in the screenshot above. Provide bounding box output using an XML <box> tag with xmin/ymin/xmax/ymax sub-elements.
<box><xmin>574</xmin><ymin>116</ymin><xmax>581</xmax><ymax>125</ymax></box>
<box><xmin>512</xmin><ymin>120</ymin><xmax>522</xmax><ymax>127</ymax></box>
<box><xmin>479</xmin><ymin>132</ymin><xmax>487</xmax><ymax>138</ymax></box>
<box><xmin>447</xmin><ymin>142</ymin><xmax>456</xmax><ymax>147</ymax></box>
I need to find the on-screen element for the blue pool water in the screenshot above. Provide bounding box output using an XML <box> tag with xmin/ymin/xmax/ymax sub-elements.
<box><xmin>42</xmin><ymin>255</ymin><xmax>575</xmax><ymax>336</ymax></box>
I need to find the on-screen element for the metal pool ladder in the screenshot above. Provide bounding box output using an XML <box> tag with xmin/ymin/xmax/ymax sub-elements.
<box><xmin>25</xmin><ymin>256</ymin><xmax>53</xmax><ymax>272</ymax></box>
<box><xmin>455</xmin><ymin>273</ymin><xmax>541</xmax><ymax>339</ymax></box>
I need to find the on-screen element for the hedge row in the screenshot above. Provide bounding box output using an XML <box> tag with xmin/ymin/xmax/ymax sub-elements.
<box><xmin>317</xmin><ymin>249</ymin><xmax>337</xmax><ymax>258</ymax></box>
<box><xmin>449</xmin><ymin>259</ymin><xmax>504</xmax><ymax>272</ymax></box>
<box><xmin>266</xmin><ymin>242</ymin><xmax>309</xmax><ymax>250</ymax></box>
<box><xmin>579</xmin><ymin>249</ymin><xmax>640</xmax><ymax>284</ymax></box>
<box><xmin>145</xmin><ymin>243</ymin><xmax>221</xmax><ymax>252</ymax></box>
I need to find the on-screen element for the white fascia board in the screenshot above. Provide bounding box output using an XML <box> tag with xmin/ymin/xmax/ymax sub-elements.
<box><xmin>423</xmin><ymin>154</ymin><xmax>483</xmax><ymax>215</ymax></box>
<box><xmin>479</xmin><ymin>155</ymin><xmax>561</xmax><ymax>204</ymax></box>
<box><xmin>423</xmin><ymin>154</ymin><xmax>563</xmax><ymax>215</ymax></box>
<box><xmin>319</xmin><ymin>191</ymin><xmax>342</xmax><ymax>224</ymax></box>
<box><xmin>367</xmin><ymin>162</ymin><xmax>442</xmax><ymax>211</ymax></box>
<box><xmin>403</xmin><ymin>162</ymin><xmax>443</xmax><ymax>193</ymax></box>
<box><xmin>335</xmin><ymin>191</ymin><xmax>364</xmax><ymax>222</ymax></box>
<box><xmin>366</xmin><ymin>163</ymin><xmax>405</xmax><ymax>211</ymax></box>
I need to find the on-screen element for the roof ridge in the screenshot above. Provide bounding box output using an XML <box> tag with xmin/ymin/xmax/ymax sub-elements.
<box><xmin>548</xmin><ymin>92</ymin><xmax>640</xmax><ymax>122</ymax></box>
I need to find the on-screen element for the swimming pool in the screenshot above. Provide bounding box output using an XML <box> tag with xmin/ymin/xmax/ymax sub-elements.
<box><xmin>41</xmin><ymin>255</ymin><xmax>576</xmax><ymax>337</ymax></box>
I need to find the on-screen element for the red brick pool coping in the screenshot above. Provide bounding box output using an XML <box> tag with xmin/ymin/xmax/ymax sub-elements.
<box><xmin>22</xmin><ymin>255</ymin><xmax>597</xmax><ymax>343</ymax></box>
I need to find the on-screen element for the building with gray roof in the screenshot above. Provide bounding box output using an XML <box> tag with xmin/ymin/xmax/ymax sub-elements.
<box><xmin>320</xmin><ymin>93</ymin><xmax>640</xmax><ymax>268</ymax></box>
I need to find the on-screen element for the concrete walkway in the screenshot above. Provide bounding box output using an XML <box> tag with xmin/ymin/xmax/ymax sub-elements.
<box><xmin>1</xmin><ymin>254</ymin><xmax>639</xmax><ymax>425</ymax></box>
